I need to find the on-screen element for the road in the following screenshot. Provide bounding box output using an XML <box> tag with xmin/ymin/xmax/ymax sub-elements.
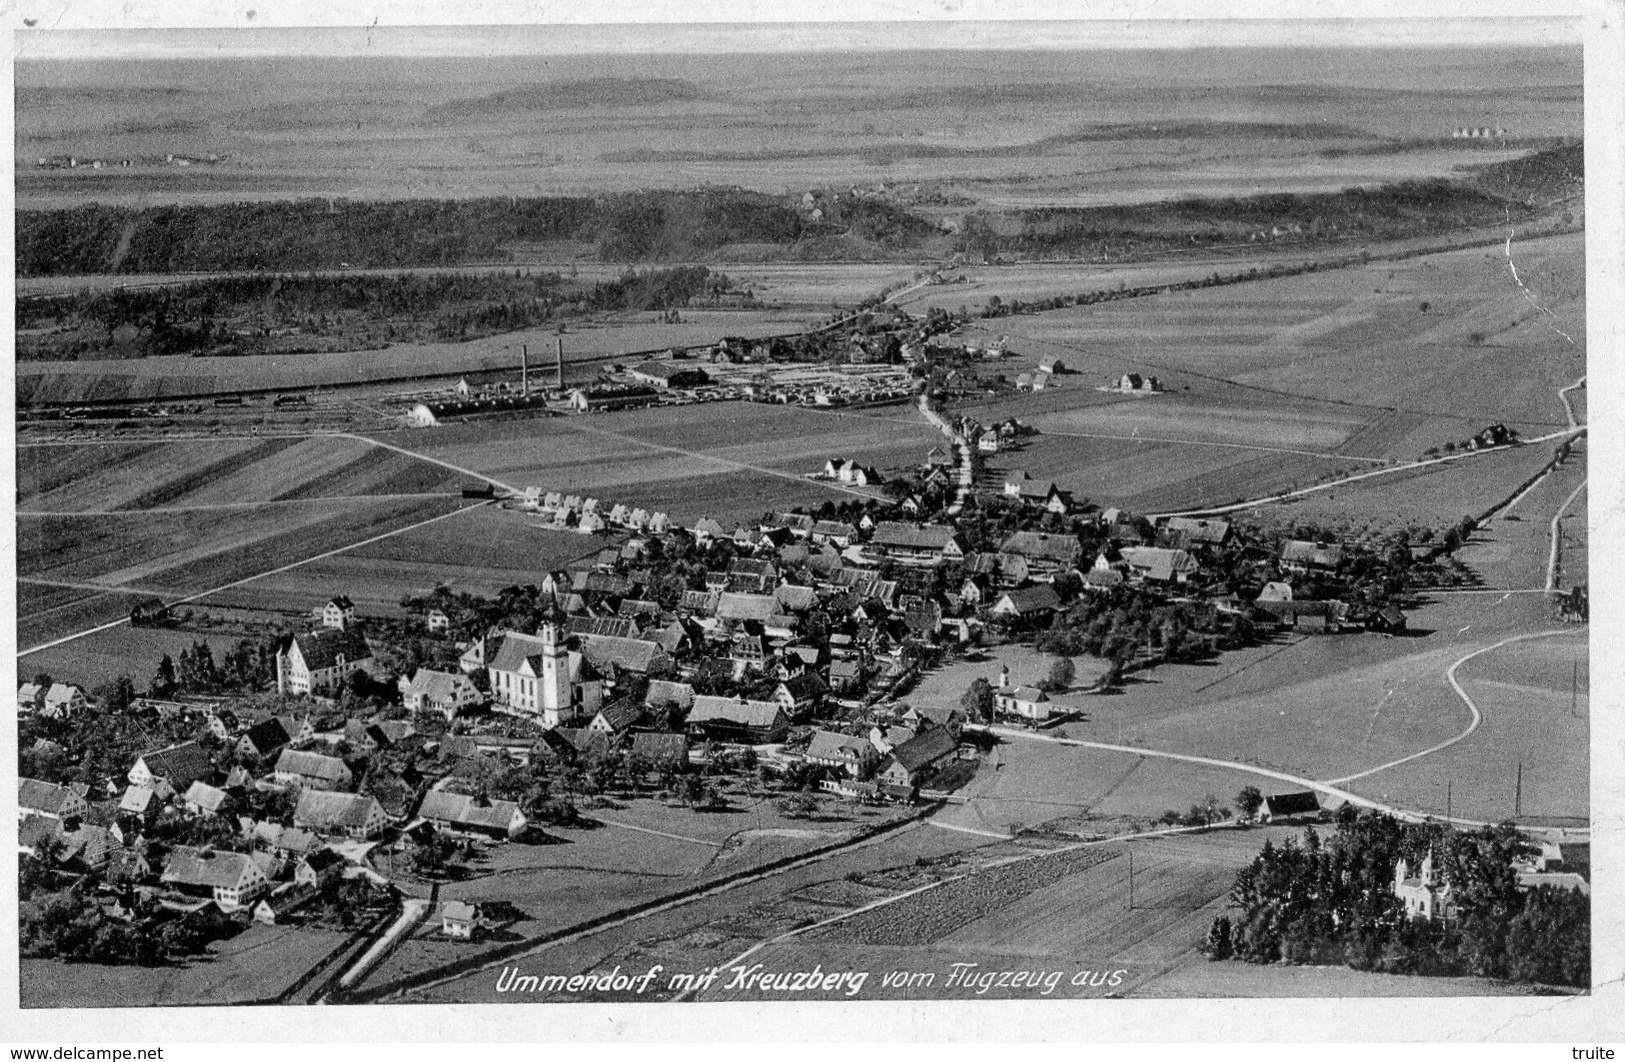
<box><xmin>1545</xmin><ymin>478</ymin><xmax>1588</xmax><ymax>592</ymax></box>
<box><xmin>916</xmin><ymin>395</ymin><xmax>974</xmax><ymax>515</ymax></box>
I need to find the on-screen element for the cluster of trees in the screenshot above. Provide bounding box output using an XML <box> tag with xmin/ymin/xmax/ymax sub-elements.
<box><xmin>21</xmin><ymin>265</ymin><xmax>727</xmax><ymax>362</ymax></box>
<box><xmin>1210</xmin><ymin>809</ymin><xmax>1589</xmax><ymax>988</ymax></box>
<box><xmin>958</xmin><ymin>177</ymin><xmax>1532</xmax><ymax>262</ymax></box>
<box><xmin>19</xmin><ymin>882</ymin><xmax>223</xmax><ymax>967</ymax></box>
<box><xmin>150</xmin><ymin>639</ymin><xmax>276</xmax><ymax>697</ymax></box>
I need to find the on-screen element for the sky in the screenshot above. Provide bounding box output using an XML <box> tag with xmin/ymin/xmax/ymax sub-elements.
<box><xmin>13</xmin><ymin>14</ymin><xmax>1586</xmax><ymax>61</ymax></box>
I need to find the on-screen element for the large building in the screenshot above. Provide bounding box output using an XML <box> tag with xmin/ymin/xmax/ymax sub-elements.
<box><xmin>275</xmin><ymin>628</ymin><xmax>373</xmax><ymax>696</ymax></box>
<box><xmin>486</xmin><ymin>625</ymin><xmax>602</xmax><ymax>728</ymax></box>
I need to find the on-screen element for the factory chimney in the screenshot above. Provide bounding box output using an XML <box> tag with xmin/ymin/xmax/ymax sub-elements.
<box><xmin>555</xmin><ymin>336</ymin><xmax>565</xmax><ymax>390</ymax></box>
<box><xmin>520</xmin><ymin>345</ymin><xmax>529</xmax><ymax>396</ymax></box>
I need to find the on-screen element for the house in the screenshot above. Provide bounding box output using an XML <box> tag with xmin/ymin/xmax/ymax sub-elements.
<box><xmin>118</xmin><ymin>785</ymin><xmax>161</xmax><ymax>821</ymax></box>
<box><xmin>293</xmin><ymin>790</ymin><xmax>388</xmax><ymax>839</ymax></box>
<box><xmin>809</xmin><ymin>521</ymin><xmax>857</xmax><ymax>548</ymax></box>
<box><xmin>645</xmin><ymin>680</ymin><xmax>697</xmax><ymax>714</ymax></box>
<box><xmin>998</xmin><ymin>531</ymin><xmax>1082</xmax><ymax>579</ymax></box>
<box><xmin>40</xmin><ymin>683</ymin><xmax>87</xmax><ymax>719</ymax></box>
<box><xmin>828</xmin><ymin>657</ymin><xmax>864</xmax><ymax>695</ymax></box>
<box><xmin>486</xmin><ymin>625</ymin><xmax>602</xmax><ymax>727</ymax></box>
<box><xmin>426</xmin><ymin>609</ymin><xmax>451</xmax><ymax>634</ymax></box>
<box><xmin>773</xmin><ymin>671</ymin><xmax>829</xmax><ymax>718</ymax></box>
<box><xmin>17</xmin><ymin>683</ymin><xmax>46</xmax><ymax>714</ymax></box>
<box><xmin>686</xmin><ymin>696</ymin><xmax>791</xmax><ymax>744</ymax></box>
<box><xmin>804</xmin><ymin>730</ymin><xmax>880</xmax><ymax>777</ymax></box>
<box><xmin>1394</xmin><ymin>851</ymin><xmax>1455</xmax><ymax>922</ymax></box>
<box><xmin>275</xmin><ymin>628</ymin><xmax>373</xmax><ymax>696</ymax></box>
<box><xmin>321</xmin><ymin>596</ymin><xmax>356</xmax><ymax>630</ymax></box>
<box><xmin>130</xmin><ymin>741</ymin><xmax>214</xmax><ymax>794</ymax></box>
<box><xmin>876</xmin><ymin>728</ymin><xmax>959</xmax><ymax>789</ymax></box>
<box><xmin>21</xmin><ymin>816</ymin><xmax>116</xmax><ymax>872</ymax></box>
<box><xmin>869</xmin><ymin>522</ymin><xmax>964</xmax><ymax>565</ymax></box>
<box><xmin>628</xmin><ymin>732</ymin><xmax>690</xmax><ymax>771</ymax></box>
<box><xmin>1159</xmin><ymin>516</ymin><xmax>1231</xmax><ymax>548</ymax></box>
<box><xmin>588</xmin><ymin>702</ymin><xmax>641</xmax><ymax>737</ymax></box>
<box><xmin>399</xmin><ymin>668</ymin><xmax>482</xmax><ymax>719</ymax></box>
<box><xmin>273</xmin><ymin>749</ymin><xmax>353</xmax><ymax>792</ymax></box>
<box><xmin>727</xmin><ymin>557</ymin><xmax>779</xmax><ymax>593</ymax></box>
<box><xmin>977</xmin><ymin>430</ymin><xmax>1001</xmax><ymax>453</ymax></box>
<box><xmin>901</xmin><ymin>704</ymin><xmax>966</xmax><ymax>739</ymax></box>
<box><xmin>183</xmin><ymin>781</ymin><xmax>231</xmax><ymax>817</ymax></box>
<box><xmin>1260</xmin><ymin>791</ymin><xmax>1321</xmax><ymax>823</ymax></box>
<box><xmin>19</xmin><ymin>778</ymin><xmax>90</xmax><ymax>822</ymax></box>
<box><xmin>579</xmin><ymin>634</ymin><xmax>671</xmax><ymax>676</ymax></box>
<box><xmin>1367</xmin><ymin>605</ymin><xmax>1408</xmax><ymax>634</ymax></box>
<box><xmin>418</xmin><ymin>791</ymin><xmax>528</xmax><ymax>839</ymax></box>
<box><xmin>236</xmin><ymin>717</ymin><xmax>296</xmax><ymax>762</ymax></box>
<box><xmin>990</xmin><ymin>584</ymin><xmax>1063</xmax><ymax>620</ymax></box>
<box><xmin>691</xmin><ymin>517</ymin><xmax>729</xmax><ymax>544</ymax></box>
<box><xmin>160</xmin><ymin>846</ymin><xmax>270</xmax><ymax>911</ymax></box>
<box><xmin>1280</xmin><ymin>540</ymin><xmax>1345</xmax><ymax>574</ymax></box>
<box><xmin>1252</xmin><ymin>599</ymin><xmax>1349</xmax><ymax>634</ymax></box>
<box><xmin>1120</xmin><ymin>546</ymin><xmax>1198</xmax><ymax>584</ymax></box>
<box><xmin>441</xmin><ymin>900</ymin><xmax>482</xmax><ymax>939</ymax></box>
<box><xmin>1038</xmin><ymin>355</ymin><xmax>1065</xmax><ymax>374</ymax></box>
<box><xmin>291</xmin><ymin>848</ymin><xmax>347</xmax><ymax>890</ymax></box>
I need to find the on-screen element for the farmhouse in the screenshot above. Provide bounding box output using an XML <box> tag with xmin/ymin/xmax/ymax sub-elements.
<box><xmin>235</xmin><ymin>717</ymin><xmax>296</xmax><ymax>761</ymax></box>
<box><xmin>183</xmin><ymin>781</ymin><xmax>231</xmax><ymax>817</ymax></box>
<box><xmin>418</xmin><ymin>791</ymin><xmax>528</xmax><ymax>839</ymax></box>
<box><xmin>275</xmin><ymin>628</ymin><xmax>373</xmax><ymax>697</ymax></box>
<box><xmin>804</xmin><ymin>730</ymin><xmax>880</xmax><ymax>777</ymax></box>
<box><xmin>998</xmin><ymin>530</ymin><xmax>1082</xmax><ymax>578</ymax></box>
<box><xmin>293</xmin><ymin>790</ymin><xmax>389</xmax><ymax>839</ymax></box>
<box><xmin>1120</xmin><ymin>546</ymin><xmax>1198</xmax><ymax>584</ymax></box>
<box><xmin>273</xmin><ymin>749</ymin><xmax>353</xmax><ymax>792</ymax></box>
<box><xmin>686</xmin><ymin>696</ymin><xmax>790</xmax><ymax>744</ymax></box>
<box><xmin>1158</xmin><ymin>517</ymin><xmax>1232</xmax><ymax>549</ymax></box>
<box><xmin>1260</xmin><ymin>791</ymin><xmax>1321</xmax><ymax>823</ymax></box>
<box><xmin>400</xmin><ymin>668</ymin><xmax>482</xmax><ymax>718</ymax></box>
<box><xmin>869</xmin><ymin>522</ymin><xmax>964</xmax><ymax>565</ymax></box>
<box><xmin>130</xmin><ymin>741</ymin><xmax>214</xmax><ymax>794</ymax></box>
<box><xmin>990</xmin><ymin>584</ymin><xmax>1063</xmax><ymax>619</ymax></box>
<box><xmin>1280</xmin><ymin>540</ymin><xmax>1345</xmax><ymax>574</ymax></box>
<box><xmin>17</xmin><ymin>683</ymin><xmax>45</xmax><ymax>713</ymax></box>
<box><xmin>19</xmin><ymin>778</ymin><xmax>90</xmax><ymax>822</ymax></box>
<box><xmin>876</xmin><ymin>728</ymin><xmax>958</xmax><ymax>789</ymax></box>
<box><xmin>901</xmin><ymin>704</ymin><xmax>967</xmax><ymax>738</ymax></box>
<box><xmin>40</xmin><ymin>683</ymin><xmax>87</xmax><ymax>719</ymax></box>
<box><xmin>160</xmin><ymin>846</ymin><xmax>270</xmax><ymax>911</ymax></box>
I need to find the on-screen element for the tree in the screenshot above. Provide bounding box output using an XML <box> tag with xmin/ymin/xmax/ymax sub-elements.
<box><xmin>960</xmin><ymin>677</ymin><xmax>995</xmax><ymax>724</ymax></box>
<box><xmin>1205</xmin><ymin>915</ymin><xmax>1234</xmax><ymax>960</ymax></box>
<box><xmin>95</xmin><ymin>675</ymin><xmax>138</xmax><ymax>715</ymax></box>
<box><xmin>1040</xmin><ymin>656</ymin><xmax>1076</xmax><ymax>693</ymax></box>
<box><xmin>1235</xmin><ymin>786</ymin><xmax>1265</xmax><ymax>821</ymax></box>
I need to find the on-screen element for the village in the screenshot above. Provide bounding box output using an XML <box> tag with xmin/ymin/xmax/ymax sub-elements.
<box><xmin>17</xmin><ymin>410</ymin><xmax>1513</xmax><ymax>976</ymax></box>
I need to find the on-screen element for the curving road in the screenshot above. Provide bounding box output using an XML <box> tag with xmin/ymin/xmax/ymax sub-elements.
<box><xmin>983</xmin><ymin>627</ymin><xmax>1588</xmax><ymax>842</ymax></box>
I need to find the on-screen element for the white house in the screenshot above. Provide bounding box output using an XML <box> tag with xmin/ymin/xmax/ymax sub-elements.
<box><xmin>321</xmin><ymin>596</ymin><xmax>356</xmax><ymax>630</ymax></box>
<box><xmin>160</xmin><ymin>846</ymin><xmax>270</xmax><ymax>911</ymax></box>
<box><xmin>40</xmin><ymin>683</ymin><xmax>87</xmax><ymax>719</ymax></box>
<box><xmin>275</xmin><ymin>629</ymin><xmax>372</xmax><ymax>697</ymax></box>
<box><xmin>399</xmin><ymin>668</ymin><xmax>482</xmax><ymax>719</ymax></box>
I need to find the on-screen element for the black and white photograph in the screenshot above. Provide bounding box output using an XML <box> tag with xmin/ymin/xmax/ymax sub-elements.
<box><xmin>6</xmin><ymin>1</ymin><xmax>1618</xmax><ymax>1040</ymax></box>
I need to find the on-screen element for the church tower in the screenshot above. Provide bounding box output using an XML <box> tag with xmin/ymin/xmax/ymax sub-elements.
<box><xmin>539</xmin><ymin>622</ymin><xmax>571</xmax><ymax>724</ymax></box>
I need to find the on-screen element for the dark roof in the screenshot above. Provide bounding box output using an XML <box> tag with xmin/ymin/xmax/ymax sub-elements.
<box><xmin>1264</xmin><ymin>791</ymin><xmax>1321</xmax><ymax>817</ymax></box>
<box><xmin>136</xmin><ymin>741</ymin><xmax>213</xmax><ymax>787</ymax></box>
<box><xmin>284</xmin><ymin>628</ymin><xmax>371</xmax><ymax>671</ymax></box>
<box><xmin>239</xmin><ymin>718</ymin><xmax>294</xmax><ymax>756</ymax></box>
<box><xmin>998</xmin><ymin>531</ymin><xmax>1081</xmax><ymax>563</ymax></box>
<box><xmin>871</xmin><ymin>522</ymin><xmax>960</xmax><ymax>551</ymax></box>
<box><xmin>996</xmin><ymin>584</ymin><xmax>1063</xmax><ymax>614</ymax></box>
<box><xmin>889</xmin><ymin>727</ymin><xmax>958</xmax><ymax>773</ymax></box>
<box><xmin>579</xmin><ymin>634</ymin><xmax>668</xmax><ymax>674</ymax></box>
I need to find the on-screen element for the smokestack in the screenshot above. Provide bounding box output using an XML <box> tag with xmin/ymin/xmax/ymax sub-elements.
<box><xmin>521</xmin><ymin>345</ymin><xmax>529</xmax><ymax>396</ymax></box>
<box><xmin>555</xmin><ymin>336</ymin><xmax>565</xmax><ymax>390</ymax></box>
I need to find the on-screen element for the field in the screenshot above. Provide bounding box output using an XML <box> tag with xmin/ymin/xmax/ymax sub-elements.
<box><xmin>15</xmin><ymin>46</ymin><xmax>1581</xmax><ymax>213</ymax></box>
<box><xmin>20</xmin><ymin>925</ymin><xmax>353</xmax><ymax>1009</ymax></box>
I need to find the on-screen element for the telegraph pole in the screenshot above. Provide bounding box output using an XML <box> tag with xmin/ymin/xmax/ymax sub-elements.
<box><xmin>1514</xmin><ymin>762</ymin><xmax>1523</xmax><ymax>819</ymax></box>
<box><xmin>1446</xmin><ymin>780</ymin><xmax>1451</xmax><ymax>823</ymax></box>
<box><xmin>1127</xmin><ymin>848</ymin><xmax>1134</xmax><ymax>911</ymax></box>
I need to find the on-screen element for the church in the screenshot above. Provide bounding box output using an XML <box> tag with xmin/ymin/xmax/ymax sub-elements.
<box><xmin>481</xmin><ymin>624</ymin><xmax>603</xmax><ymax>728</ymax></box>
